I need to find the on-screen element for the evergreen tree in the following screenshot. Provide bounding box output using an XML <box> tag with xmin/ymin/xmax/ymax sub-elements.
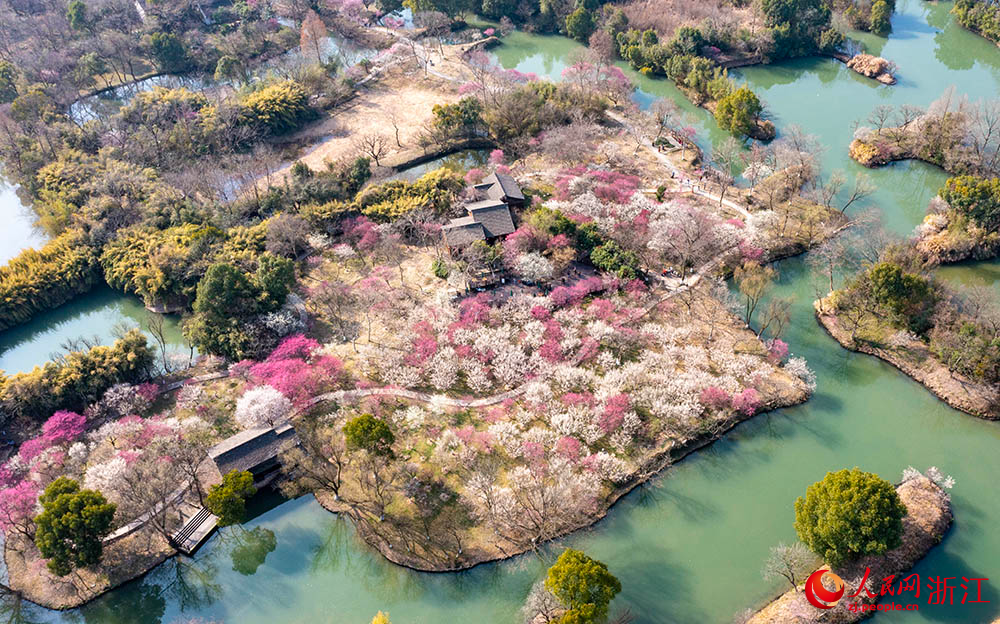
<box><xmin>794</xmin><ymin>468</ymin><xmax>907</xmax><ymax>567</ymax></box>
<box><xmin>206</xmin><ymin>470</ymin><xmax>257</xmax><ymax>527</ymax></box>
<box><xmin>34</xmin><ymin>478</ymin><xmax>116</xmax><ymax>576</ymax></box>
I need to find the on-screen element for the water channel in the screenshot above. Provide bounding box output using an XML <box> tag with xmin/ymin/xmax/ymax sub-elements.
<box><xmin>0</xmin><ymin>188</ymin><xmax>188</xmax><ymax>375</ymax></box>
<box><xmin>2</xmin><ymin>1</ymin><xmax>1000</xmax><ymax>622</ymax></box>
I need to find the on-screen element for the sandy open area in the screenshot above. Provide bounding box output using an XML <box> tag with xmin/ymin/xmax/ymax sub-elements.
<box><xmin>280</xmin><ymin>70</ymin><xmax>461</xmax><ymax>174</ymax></box>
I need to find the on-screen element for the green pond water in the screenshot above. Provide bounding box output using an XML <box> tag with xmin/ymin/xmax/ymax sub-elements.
<box><xmin>4</xmin><ymin>1</ymin><xmax>1000</xmax><ymax>622</ymax></box>
<box><xmin>384</xmin><ymin>149</ymin><xmax>491</xmax><ymax>182</ymax></box>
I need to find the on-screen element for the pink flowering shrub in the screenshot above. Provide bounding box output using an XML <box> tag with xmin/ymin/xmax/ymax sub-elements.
<box><xmin>458</xmin><ymin>293</ymin><xmax>492</xmax><ymax>325</ymax></box>
<box><xmin>599</xmin><ymin>394</ymin><xmax>630</xmax><ymax>433</ymax></box>
<box><xmin>548</xmin><ymin>276</ymin><xmax>606</xmax><ymax>308</ymax></box>
<box><xmin>250</xmin><ymin>356</ymin><xmax>345</xmax><ymax>405</ymax></box>
<box><xmin>342</xmin><ymin>216</ymin><xmax>381</xmax><ymax>253</ymax></box>
<box><xmin>766</xmin><ymin>339</ymin><xmax>789</xmax><ymax>363</ymax></box>
<box><xmin>489</xmin><ymin>149</ymin><xmax>505</xmax><ymax>165</ymax></box>
<box><xmin>18</xmin><ymin>437</ymin><xmax>50</xmax><ymax>462</ymax></box>
<box><xmin>268</xmin><ymin>335</ymin><xmax>320</xmax><ymax>361</ymax></box>
<box><xmin>0</xmin><ymin>481</ymin><xmax>38</xmax><ymax>536</ymax></box>
<box><xmin>731</xmin><ymin>388</ymin><xmax>761</xmax><ymax>416</ymax></box>
<box><xmin>42</xmin><ymin>411</ymin><xmax>86</xmax><ymax>444</ymax></box>
<box><xmin>229</xmin><ymin>359</ymin><xmax>254</xmax><ymax>380</ymax></box>
<box><xmin>554</xmin><ymin>166</ymin><xmax>640</xmax><ymax>203</ymax></box>
<box><xmin>739</xmin><ymin>240</ymin><xmax>765</xmax><ymax>262</ymax></box>
<box><xmin>699</xmin><ymin>386</ymin><xmax>731</xmax><ymax>411</ymax></box>
<box><xmin>247</xmin><ymin>335</ymin><xmax>347</xmax><ymax>405</ymax></box>
<box><xmin>539</xmin><ymin>340</ymin><xmax>564</xmax><ymax>363</ymax></box>
<box><xmin>556</xmin><ymin>436</ymin><xmax>583</xmax><ymax>460</ymax></box>
<box><xmin>483</xmin><ymin>27</ymin><xmax>496</xmax><ymax>36</ymax></box>
<box><xmin>465</xmin><ymin>167</ymin><xmax>484</xmax><ymax>184</ymax></box>
<box><xmin>521</xmin><ymin>440</ymin><xmax>545</xmax><ymax>461</ymax></box>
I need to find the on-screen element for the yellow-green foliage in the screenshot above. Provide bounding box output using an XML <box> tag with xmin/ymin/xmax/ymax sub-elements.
<box><xmin>0</xmin><ymin>329</ymin><xmax>154</xmax><ymax>422</ymax></box>
<box><xmin>240</xmin><ymin>81</ymin><xmax>312</xmax><ymax>135</ymax></box>
<box><xmin>0</xmin><ymin>232</ymin><xmax>101</xmax><ymax>331</ymax></box>
<box><xmin>34</xmin><ymin>150</ymin><xmax>161</xmax><ymax>234</ymax></box>
<box><xmin>116</xmin><ymin>86</ymin><xmax>214</xmax><ymax>159</ymax></box>
<box><xmin>34</xmin><ymin>150</ymin><xmax>100</xmax><ymax>233</ymax></box>
<box><xmin>354</xmin><ymin>168</ymin><xmax>464</xmax><ymax>222</ymax></box>
<box><xmin>218</xmin><ymin>222</ymin><xmax>269</xmax><ymax>267</ymax></box>
<box><xmin>300</xmin><ymin>200</ymin><xmax>356</xmax><ymax>228</ymax></box>
<box><xmin>849</xmin><ymin>139</ymin><xmax>883</xmax><ymax>167</ymax></box>
<box><xmin>100</xmin><ymin>222</ymin><xmax>276</xmax><ymax>308</ymax></box>
<box><xmin>100</xmin><ymin>223</ymin><xmax>226</xmax><ymax>307</ymax></box>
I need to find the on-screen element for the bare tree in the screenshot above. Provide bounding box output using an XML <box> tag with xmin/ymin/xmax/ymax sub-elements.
<box><xmin>734</xmin><ymin>261</ymin><xmax>775</xmax><ymax>330</ymax></box>
<box><xmin>266</xmin><ymin>213</ymin><xmax>312</xmax><ymax>258</ymax></box>
<box><xmin>144</xmin><ymin>312</ymin><xmax>172</xmax><ymax>373</ymax></box>
<box><xmin>711</xmin><ymin>136</ymin><xmax>743</xmax><ymax>206</ymax></box>
<box><xmin>774</xmin><ymin>125</ymin><xmax>822</xmax><ymax>190</ymax></box>
<box><xmin>647</xmin><ymin>98</ymin><xmax>679</xmax><ymax>147</ymax></box>
<box><xmin>280</xmin><ymin>417</ymin><xmax>352</xmax><ymax>502</ymax></box>
<box><xmin>815</xmin><ymin>170</ymin><xmax>846</xmax><ymax>209</ymax></box>
<box><xmin>300</xmin><ymin>10</ymin><xmax>327</xmax><ymax>64</ymax></box>
<box><xmin>867</xmin><ymin>104</ymin><xmax>894</xmax><ymax>135</ymax></box>
<box><xmin>756</xmin><ymin>296</ymin><xmax>791</xmax><ymax>340</ymax></box>
<box><xmin>354</xmin><ymin>132</ymin><xmax>389</xmax><ymax>167</ymax></box>
<box><xmin>387</xmin><ymin>111</ymin><xmax>404</xmax><ymax>148</ymax></box>
<box><xmin>840</xmin><ymin>172</ymin><xmax>875</xmax><ymax>214</ymax></box>
<box><xmin>762</xmin><ymin>542</ymin><xmax>819</xmax><ymax>591</ymax></box>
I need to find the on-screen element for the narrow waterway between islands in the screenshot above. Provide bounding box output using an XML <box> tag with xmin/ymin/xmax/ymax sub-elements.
<box><xmin>2</xmin><ymin>1</ymin><xmax>1000</xmax><ymax>622</ymax></box>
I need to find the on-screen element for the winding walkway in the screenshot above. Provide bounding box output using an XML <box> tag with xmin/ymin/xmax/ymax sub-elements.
<box><xmin>604</xmin><ymin>111</ymin><xmax>753</xmax><ymax>220</ymax></box>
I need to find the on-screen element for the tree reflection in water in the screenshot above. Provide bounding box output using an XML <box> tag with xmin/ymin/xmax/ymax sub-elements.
<box><xmin>226</xmin><ymin>527</ymin><xmax>277</xmax><ymax>576</ymax></box>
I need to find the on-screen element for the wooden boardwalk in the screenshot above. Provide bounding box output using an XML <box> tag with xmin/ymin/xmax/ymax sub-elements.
<box><xmin>171</xmin><ymin>504</ymin><xmax>218</xmax><ymax>556</ymax></box>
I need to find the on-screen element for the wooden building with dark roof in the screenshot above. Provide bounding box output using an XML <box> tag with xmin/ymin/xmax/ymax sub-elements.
<box><xmin>473</xmin><ymin>172</ymin><xmax>526</xmax><ymax>207</ymax></box>
<box><xmin>208</xmin><ymin>423</ymin><xmax>298</xmax><ymax>481</ymax></box>
<box><xmin>442</xmin><ymin>173</ymin><xmax>523</xmax><ymax>250</ymax></box>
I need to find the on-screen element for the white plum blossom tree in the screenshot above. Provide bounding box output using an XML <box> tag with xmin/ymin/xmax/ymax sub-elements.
<box><xmin>234</xmin><ymin>385</ymin><xmax>293</xmax><ymax>429</ymax></box>
<box><xmin>514</xmin><ymin>252</ymin><xmax>555</xmax><ymax>284</ymax></box>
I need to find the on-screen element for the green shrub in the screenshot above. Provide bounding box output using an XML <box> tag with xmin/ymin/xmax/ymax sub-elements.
<box><xmin>794</xmin><ymin>468</ymin><xmax>906</xmax><ymax>567</ymax></box>
<box><xmin>953</xmin><ymin>0</ymin><xmax>1000</xmax><ymax>44</ymax></box>
<box><xmin>354</xmin><ymin>167</ymin><xmax>464</xmax><ymax>222</ymax></box>
<box><xmin>566</xmin><ymin>7</ymin><xmax>595</xmax><ymax>42</ymax></box>
<box><xmin>431</xmin><ymin>258</ymin><xmax>450</xmax><ymax>279</ymax></box>
<box><xmin>940</xmin><ymin>175</ymin><xmax>1000</xmax><ymax>231</ymax></box>
<box><xmin>183</xmin><ymin>255</ymin><xmax>295</xmax><ymax>360</ymax></box>
<box><xmin>0</xmin><ymin>232</ymin><xmax>101</xmax><ymax>331</ymax></box>
<box><xmin>545</xmin><ymin>549</ymin><xmax>621</xmax><ymax>623</ymax></box>
<box><xmin>206</xmin><ymin>470</ymin><xmax>257</xmax><ymax>527</ymax></box>
<box><xmin>590</xmin><ymin>240</ymin><xmax>640</xmax><ymax>280</ymax></box>
<box><xmin>715</xmin><ymin>86</ymin><xmax>763</xmax><ymax>138</ymax></box>
<box><xmin>870</xmin><ymin>0</ymin><xmax>892</xmax><ymax>35</ymax></box>
<box><xmin>34</xmin><ymin>477</ymin><xmax>116</xmax><ymax>576</ymax></box>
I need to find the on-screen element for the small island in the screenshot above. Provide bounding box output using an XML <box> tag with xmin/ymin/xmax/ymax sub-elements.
<box><xmin>813</xmin><ymin>241</ymin><xmax>1000</xmax><ymax>419</ymax></box>
<box><xmin>746</xmin><ymin>468</ymin><xmax>954</xmax><ymax>623</ymax></box>
<box><xmin>849</xmin><ymin>91</ymin><xmax>1000</xmax><ymax>178</ymax></box>
<box><xmin>914</xmin><ymin>175</ymin><xmax>1000</xmax><ymax>264</ymax></box>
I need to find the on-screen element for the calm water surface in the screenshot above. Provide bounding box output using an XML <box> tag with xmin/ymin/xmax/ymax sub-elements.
<box><xmin>0</xmin><ymin>192</ymin><xmax>188</xmax><ymax>374</ymax></box>
<box><xmin>4</xmin><ymin>1</ymin><xmax>1000</xmax><ymax>622</ymax></box>
<box><xmin>0</xmin><ymin>182</ymin><xmax>47</xmax><ymax>265</ymax></box>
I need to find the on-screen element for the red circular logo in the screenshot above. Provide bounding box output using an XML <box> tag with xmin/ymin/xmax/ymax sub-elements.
<box><xmin>805</xmin><ymin>569</ymin><xmax>845</xmax><ymax>609</ymax></box>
